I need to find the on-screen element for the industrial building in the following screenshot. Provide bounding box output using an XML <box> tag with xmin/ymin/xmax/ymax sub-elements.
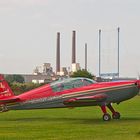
<box><xmin>4</xmin><ymin>30</ymin><xmax>87</xmax><ymax>83</ymax></box>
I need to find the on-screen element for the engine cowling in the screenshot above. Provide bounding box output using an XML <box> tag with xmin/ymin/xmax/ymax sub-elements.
<box><xmin>136</xmin><ymin>80</ymin><xmax>140</xmax><ymax>89</ymax></box>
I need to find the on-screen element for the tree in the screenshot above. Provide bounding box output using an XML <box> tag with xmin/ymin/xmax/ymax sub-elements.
<box><xmin>5</xmin><ymin>75</ymin><xmax>25</xmax><ymax>83</ymax></box>
<box><xmin>10</xmin><ymin>82</ymin><xmax>42</xmax><ymax>95</ymax></box>
<box><xmin>70</xmin><ymin>69</ymin><xmax>94</xmax><ymax>79</ymax></box>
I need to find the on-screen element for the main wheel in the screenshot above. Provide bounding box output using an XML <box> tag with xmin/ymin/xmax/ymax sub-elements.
<box><xmin>103</xmin><ymin>113</ymin><xmax>111</xmax><ymax>121</ymax></box>
<box><xmin>112</xmin><ymin>112</ymin><xmax>120</xmax><ymax>119</ymax></box>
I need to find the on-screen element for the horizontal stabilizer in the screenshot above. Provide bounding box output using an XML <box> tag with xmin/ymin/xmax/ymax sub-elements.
<box><xmin>0</xmin><ymin>97</ymin><xmax>20</xmax><ymax>104</ymax></box>
<box><xmin>0</xmin><ymin>74</ymin><xmax>15</xmax><ymax>99</ymax></box>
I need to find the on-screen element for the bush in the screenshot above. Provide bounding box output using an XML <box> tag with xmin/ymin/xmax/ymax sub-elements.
<box><xmin>5</xmin><ymin>75</ymin><xmax>25</xmax><ymax>83</ymax></box>
<box><xmin>11</xmin><ymin>82</ymin><xmax>43</xmax><ymax>95</ymax></box>
<box><xmin>71</xmin><ymin>69</ymin><xmax>94</xmax><ymax>79</ymax></box>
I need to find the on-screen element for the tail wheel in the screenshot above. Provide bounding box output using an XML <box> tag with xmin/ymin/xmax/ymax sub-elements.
<box><xmin>0</xmin><ymin>105</ymin><xmax>8</xmax><ymax>112</ymax></box>
<box><xmin>103</xmin><ymin>113</ymin><xmax>111</xmax><ymax>121</ymax></box>
<box><xmin>112</xmin><ymin>112</ymin><xmax>120</xmax><ymax>119</ymax></box>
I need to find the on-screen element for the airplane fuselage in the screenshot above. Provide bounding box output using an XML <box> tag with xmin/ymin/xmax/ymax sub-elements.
<box><xmin>6</xmin><ymin>80</ymin><xmax>139</xmax><ymax>111</ymax></box>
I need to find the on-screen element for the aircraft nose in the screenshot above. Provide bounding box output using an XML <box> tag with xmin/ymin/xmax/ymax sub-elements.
<box><xmin>136</xmin><ymin>80</ymin><xmax>140</xmax><ymax>89</ymax></box>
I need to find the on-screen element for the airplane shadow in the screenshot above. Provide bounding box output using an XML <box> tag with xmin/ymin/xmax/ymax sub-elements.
<box><xmin>5</xmin><ymin>117</ymin><xmax>101</xmax><ymax>124</ymax></box>
<box><xmin>4</xmin><ymin>116</ymin><xmax>140</xmax><ymax>124</ymax></box>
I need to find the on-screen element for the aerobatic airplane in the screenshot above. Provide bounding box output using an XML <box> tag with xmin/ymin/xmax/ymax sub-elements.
<box><xmin>0</xmin><ymin>74</ymin><xmax>139</xmax><ymax>121</ymax></box>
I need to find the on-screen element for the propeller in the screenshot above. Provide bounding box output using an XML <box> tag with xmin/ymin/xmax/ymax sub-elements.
<box><xmin>137</xmin><ymin>72</ymin><xmax>140</xmax><ymax>89</ymax></box>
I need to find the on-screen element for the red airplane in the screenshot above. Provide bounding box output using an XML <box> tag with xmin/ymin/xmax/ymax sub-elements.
<box><xmin>0</xmin><ymin>74</ymin><xmax>139</xmax><ymax>121</ymax></box>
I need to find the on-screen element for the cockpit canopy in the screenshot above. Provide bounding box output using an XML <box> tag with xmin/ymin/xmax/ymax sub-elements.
<box><xmin>50</xmin><ymin>77</ymin><xmax>96</xmax><ymax>92</ymax></box>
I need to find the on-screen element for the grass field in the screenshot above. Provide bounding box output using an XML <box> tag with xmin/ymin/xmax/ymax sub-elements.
<box><xmin>0</xmin><ymin>96</ymin><xmax>140</xmax><ymax>140</ymax></box>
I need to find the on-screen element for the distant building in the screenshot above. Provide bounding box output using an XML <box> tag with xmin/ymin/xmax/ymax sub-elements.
<box><xmin>96</xmin><ymin>76</ymin><xmax>137</xmax><ymax>82</ymax></box>
<box><xmin>22</xmin><ymin>74</ymin><xmax>56</xmax><ymax>84</ymax></box>
<box><xmin>33</xmin><ymin>67</ymin><xmax>41</xmax><ymax>75</ymax></box>
<box><xmin>22</xmin><ymin>63</ymin><xmax>70</xmax><ymax>83</ymax></box>
<box><xmin>42</xmin><ymin>63</ymin><xmax>54</xmax><ymax>76</ymax></box>
<box><xmin>22</xmin><ymin>63</ymin><xmax>56</xmax><ymax>83</ymax></box>
<box><xmin>61</xmin><ymin>67</ymin><xmax>68</xmax><ymax>76</ymax></box>
<box><xmin>71</xmin><ymin>63</ymin><xmax>80</xmax><ymax>72</ymax></box>
<box><xmin>33</xmin><ymin>63</ymin><xmax>55</xmax><ymax>76</ymax></box>
<box><xmin>57</xmin><ymin>67</ymin><xmax>68</xmax><ymax>76</ymax></box>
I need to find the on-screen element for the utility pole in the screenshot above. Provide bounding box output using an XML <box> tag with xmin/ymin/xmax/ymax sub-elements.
<box><xmin>117</xmin><ymin>27</ymin><xmax>120</xmax><ymax>77</ymax></box>
<box><xmin>85</xmin><ymin>43</ymin><xmax>87</xmax><ymax>71</ymax></box>
<box><xmin>99</xmin><ymin>29</ymin><xmax>101</xmax><ymax>77</ymax></box>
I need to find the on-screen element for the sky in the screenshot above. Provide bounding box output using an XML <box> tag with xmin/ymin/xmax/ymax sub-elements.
<box><xmin>0</xmin><ymin>0</ymin><xmax>140</xmax><ymax>78</ymax></box>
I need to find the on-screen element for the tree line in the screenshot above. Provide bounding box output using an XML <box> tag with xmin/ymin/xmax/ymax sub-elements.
<box><xmin>5</xmin><ymin>75</ymin><xmax>43</xmax><ymax>95</ymax></box>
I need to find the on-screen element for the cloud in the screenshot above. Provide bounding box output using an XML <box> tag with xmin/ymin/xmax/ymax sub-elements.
<box><xmin>0</xmin><ymin>0</ymin><xmax>48</xmax><ymax>7</ymax></box>
<box><xmin>0</xmin><ymin>54</ymin><xmax>5</xmax><ymax>57</ymax></box>
<box><xmin>0</xmin><ymin>0</ymin><xmax>49</xmax><ymax>16</ymax></box>
<box><xmin>13</xmin><ymin>0</ymin><xmax>48</xmax><ymax>5</ymax></box>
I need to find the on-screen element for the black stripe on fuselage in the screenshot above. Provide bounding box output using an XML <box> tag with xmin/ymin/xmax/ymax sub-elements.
<box><xmin>62</xmin><ymin>83</ymin><xmax>137</xmax><ymax>99</ymax></box>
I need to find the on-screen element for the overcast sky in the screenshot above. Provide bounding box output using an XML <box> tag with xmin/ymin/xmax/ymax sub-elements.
<box><xmin>0</xmin><ymin>0</ymin><xmax>140</xmax><ymax>77</ymax></box>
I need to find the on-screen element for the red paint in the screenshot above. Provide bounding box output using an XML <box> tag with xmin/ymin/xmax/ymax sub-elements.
<box><xmin>137</xmin><ymin>80</ymin><xmax>140</xmax><ymax>88</ymax></box>
<box><xmin>0</xmin><ymin>75</ymin><xmax>14</xmax><ymax>99</ymax></box>
<box><xmin>0</xmin><ymin>74</ymin><xmax>139</xmax><ymax>108</ymax></box>
<box><xmin>107</xmin><ymin>104</ymin><xmax>116</xmax><ymax>114</ymax></box>
<box><xmin>101</xmin><ymin>106</ymin><xmax>107</xmax><ymax>114</ymax></box>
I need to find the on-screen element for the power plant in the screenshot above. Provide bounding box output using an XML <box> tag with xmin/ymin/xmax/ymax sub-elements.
<box><xmin>30</xmin><ymin>30</ymin><xmax>82</xmax><ymax>83</ymax></box>
<box><xmin>5</xmin><ymin>28</ymin><xmax>121</xmax><ymax>83</ymax></box>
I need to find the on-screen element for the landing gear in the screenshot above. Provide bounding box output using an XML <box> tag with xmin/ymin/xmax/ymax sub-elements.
<box><xmin>112</xmin><ymin>112</ymin><xmax>120</xmax><ymax>119</ymax></box>
<box><xmin>100</xmin><ymin>105</ymin><xmax>111</xmax><ymax>121</ymax></box>
<box><xmin>103</xmin><ymin>113</ymin><xmax>111</xmax><ymax>121</ymax></box>
<box><xmin>0</xmin><ymin>105</ymin><xmax>8</xmax><ymax>112</ymax></box>
<box><xmin>107</xmin><ymin>104</ymin><xmax>121</xmax><ymax>120</ymax></box>
<box><xmin>100</xmin><ymin>103</ymin><xmax>120</xmax><ymax>121</ymax></box>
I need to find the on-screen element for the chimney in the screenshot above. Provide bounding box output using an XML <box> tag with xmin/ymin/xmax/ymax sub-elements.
<box><xmin>72</xmin><ymin>31</ymin><xmax>76</xmax><ymax>63</ymax></box>
<box><xmin>56</xmin><ymin>32</ymin><xmax>60</xmax><ymax>74</ymax></box>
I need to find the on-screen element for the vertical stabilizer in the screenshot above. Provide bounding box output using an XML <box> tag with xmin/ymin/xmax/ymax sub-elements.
<box><xmin>0</xmin><ymin>75</ymin><xmax>14</xmax><ymax>99</ymax></box>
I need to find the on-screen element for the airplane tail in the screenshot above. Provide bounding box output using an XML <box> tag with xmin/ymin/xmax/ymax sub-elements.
<box><xmin>0</xmin><ymin>74</ymin><xmax>15</xmax><ymax>99</ymax></box>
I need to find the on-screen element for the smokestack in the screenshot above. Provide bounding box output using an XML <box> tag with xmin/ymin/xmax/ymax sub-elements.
<box><xmin>56</xmin><ymin>32</ymin><xmax>60</xmax><ymax>74</ymax></box>
<box><xmin>85</xmin><ymin>43</ymin><xmax>87</xmax><ymax>71</ymax></box>
<box><xmin>72</xmin><ymin>31</ymin><xmax>76</xmax><ymax>63</ymax></box>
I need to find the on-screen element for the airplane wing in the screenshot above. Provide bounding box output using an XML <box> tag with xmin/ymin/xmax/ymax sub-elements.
<box><xmin>63</xmin><ymin>93</ymin><xmax>107</xmax><ymax>105</ymax></box>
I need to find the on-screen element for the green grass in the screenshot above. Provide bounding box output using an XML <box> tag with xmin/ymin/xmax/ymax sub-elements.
<box><xmin>0</xmin><ymin>96</ymin><xmax>140</xmax><ymax>140</ymax></box>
